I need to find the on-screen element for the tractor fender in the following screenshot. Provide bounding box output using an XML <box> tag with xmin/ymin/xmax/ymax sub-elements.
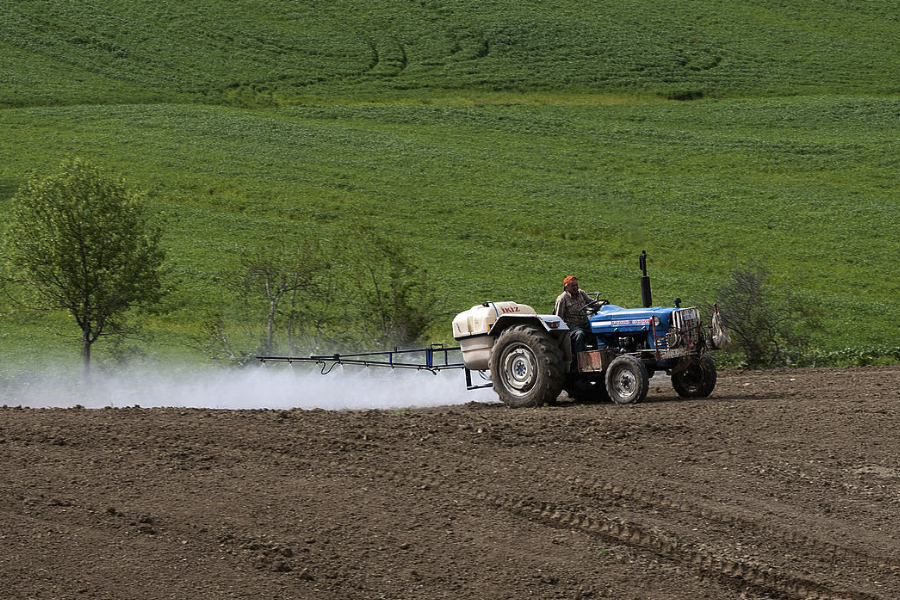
<box><xmin>488</xmin><ymin>313</ymin><xmax>568</xmax><ymax>337</ymax></box>
<box><xmin>489</xmin><ymin>314</ymin><xmax>571</xmax><ymax>365</ymax></box>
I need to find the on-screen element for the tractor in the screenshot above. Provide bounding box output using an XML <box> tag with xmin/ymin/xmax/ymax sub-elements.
<box><xmin>451</xmin><ymin>252</ymin><xmax>728</xmax><ymax>407</ymax></box>
<box><xmin>259</xmin><ymin>252</ymin><xmax>728</xmax><ymax>408</ymax></box>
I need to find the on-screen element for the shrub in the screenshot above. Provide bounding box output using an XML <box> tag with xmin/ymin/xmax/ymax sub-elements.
<box><xmin>713</xmin><ymin>264</ymin><xmax>824</xmax><ymax>367</ymax></box>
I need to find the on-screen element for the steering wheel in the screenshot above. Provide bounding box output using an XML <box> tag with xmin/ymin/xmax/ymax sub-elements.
<box><xmin>579</xmin><ymin>298</ymin><xmax>607</xmax><ymax>315</ymax></box>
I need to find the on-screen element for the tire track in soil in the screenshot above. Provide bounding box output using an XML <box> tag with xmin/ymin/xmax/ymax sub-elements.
<box><xmin>554</xmin><ymin>468</ymin><xmax>900</xmax><ymax>569</ymax></box>
<box><xmin>289</xmin><ymin>436</ymin><xmax>890</xmax><ymax>600</ymax></box>
<box><xmin>338</xmin><ymin>457</ymin><xmax>882</xmax><ymax>600</ymax></box>
<box><xmin>317</xmin><ymin>434</ymin><xmax>900</xmax><ymax>570</ymax></box>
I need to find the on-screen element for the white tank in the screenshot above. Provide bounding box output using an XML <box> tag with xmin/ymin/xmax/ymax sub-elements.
<box><xmin>452</xmin><ymin>301</ymin><xmax>537</xmax><ymax>370</ymax></box>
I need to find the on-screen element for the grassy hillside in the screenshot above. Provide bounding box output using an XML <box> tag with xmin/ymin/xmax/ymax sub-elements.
<box><xmin>1</xmin><ymin>1</ymin><xmax>899</xmax><ymax>373</ymax></box>
<box><xmin>3</xmin><ymin>0</ymin><xmax>899</xmax><ymax>107</ymax></box>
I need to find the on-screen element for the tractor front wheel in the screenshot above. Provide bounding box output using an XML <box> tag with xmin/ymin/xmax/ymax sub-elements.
<box><xmin>489</xmin><ymin>325</ymin><xmax>565</xmax><ymax>408</ymax></box>
<box><xmin>605</xmin><ymin>355</ymin><xmax>650</xmax><ymax>405</ymax></box>
<box><xmin>671</xmin><ymin>354</ymin><xmax>717</xmax><ymax>398</ymax></box>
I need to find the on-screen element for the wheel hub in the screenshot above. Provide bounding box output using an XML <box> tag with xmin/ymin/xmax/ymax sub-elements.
<box><xmin>612</xmin><ymin>369</ymin><xmax>636</xmax><ymax>398</ymax></box>
<box><xmin>502</xmin><ymin>346</ymin><xmax>537</xmax><ymax>396</ymax></box>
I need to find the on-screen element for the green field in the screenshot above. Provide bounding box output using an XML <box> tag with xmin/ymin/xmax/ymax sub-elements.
<box><xmin>1</xmin><ymin>1</ymin><xmax>899</xmax><ymax>374</ymax></box>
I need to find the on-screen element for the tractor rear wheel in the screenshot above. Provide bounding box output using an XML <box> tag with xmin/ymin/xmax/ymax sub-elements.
<box><xmin>671</xmin><ymin>354</ymin><xmax>717</xmax><ymax>398</ymax></box>
<box><xmin>489</xmin><ymin>325</ymin><xmax>565</xmax><ymax>408</ymax></box>
<box><xmin>605</xmin><ymin>355</ymin><xmax>650</xmax><ymax>405</ymax></box>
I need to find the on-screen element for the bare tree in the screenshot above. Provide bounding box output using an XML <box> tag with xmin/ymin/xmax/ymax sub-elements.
<box><xmin>238</xmin><ymin>237</ymin><xmax>332</xmax><ymax>355</ymax></box>
<box><xmin>350</xmin><ymin>229</ymin><xmax>442</xmax><ymax>348</ymax></box>
<box><xmin>218</xmin><ymin>229</ymin><xmax>442</xmax><ymax>358</ymax></box>
<box><xmin>714</xmin><ymin>264</ymin><xmax>823</xmax><ymax>366</ymax></box>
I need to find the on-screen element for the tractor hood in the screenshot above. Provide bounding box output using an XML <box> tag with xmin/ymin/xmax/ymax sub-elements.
<box><xmin>589</xmin><ymin>304</ymin><xmax>680</xmax><ymax>334</ymax></box>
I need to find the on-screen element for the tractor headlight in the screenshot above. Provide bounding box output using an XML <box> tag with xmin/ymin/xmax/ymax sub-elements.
<box><xmin>652</xmin><ymin>316</ymin><xmax>661</xmax><ymax>327</ymax></box>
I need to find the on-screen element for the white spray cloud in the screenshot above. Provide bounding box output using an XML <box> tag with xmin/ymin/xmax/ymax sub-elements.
<box><xmin>2</xmin><ymin>364</ymin><xmax>500</xmax><ymax>410</ymax></box>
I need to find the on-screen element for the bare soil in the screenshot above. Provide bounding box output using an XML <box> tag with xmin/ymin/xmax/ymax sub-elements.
<box><xmin>2</xmin><ymin>366</ymin><xmax>900</xmax><ymax>600</ymax></box>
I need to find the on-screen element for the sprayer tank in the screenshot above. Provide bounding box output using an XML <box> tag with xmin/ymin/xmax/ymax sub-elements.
<box><xmin>451</xmin><ymin>301</ymin><xmax>537</xmax><ymax>370</ymax></box>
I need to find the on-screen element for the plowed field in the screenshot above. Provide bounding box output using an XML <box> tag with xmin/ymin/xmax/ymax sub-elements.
<box><xmin>2</xmin><ymin>366</ymin><xmax>900</xmax><ymax>599</ymax></box>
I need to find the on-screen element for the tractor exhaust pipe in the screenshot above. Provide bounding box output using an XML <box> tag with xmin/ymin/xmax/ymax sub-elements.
<box><xmin>639</xmin><ymin>250</ymin><xmax>652</xmax><ymax>308</ymax></box>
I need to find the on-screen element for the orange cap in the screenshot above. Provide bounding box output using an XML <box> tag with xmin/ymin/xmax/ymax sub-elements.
<box><xmin>563</xmin><ymin>276</ymin><xmax>577</xmax><ymax>285</ymax></box>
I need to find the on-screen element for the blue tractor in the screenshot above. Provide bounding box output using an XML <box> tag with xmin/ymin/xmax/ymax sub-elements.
<box><xmin>452</xmin><ymin>253</ymin><xmax>728</xmax><ymax>407</ymax></box>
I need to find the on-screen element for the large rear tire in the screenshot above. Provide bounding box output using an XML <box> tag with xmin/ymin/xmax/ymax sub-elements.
<box><xmin>489</xmin><ymin>325</ymin><xmax>565</xmax><ymax>408</ymax></box>
<box><xmin>671</xmin><ymin>354</ymin><xmax>717</xmax><ymax>398</ymax></box>
<box><xmin>605</xmin><ymin>355</ymin><xmax>649</xmax><ymax>405</ymax></box>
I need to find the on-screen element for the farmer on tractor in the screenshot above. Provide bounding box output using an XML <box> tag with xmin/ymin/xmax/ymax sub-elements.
<box><xmin>553</xmin><ymin>275</ymin><xmax>595</xmax><ymax>355</ymax></box>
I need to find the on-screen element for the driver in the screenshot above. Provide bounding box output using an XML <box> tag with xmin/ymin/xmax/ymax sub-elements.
<box><xmin>553</xmin><ymin>275</ymin><xmax>594</xmax><ymax>355</ymax></box>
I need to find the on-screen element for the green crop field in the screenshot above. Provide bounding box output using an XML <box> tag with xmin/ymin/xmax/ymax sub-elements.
<box><xmin>1</xmin><ymin>1</ymin><xmax>899</xmax><ymax>376</ymax></box>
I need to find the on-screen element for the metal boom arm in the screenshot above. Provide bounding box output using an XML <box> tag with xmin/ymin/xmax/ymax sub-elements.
<box><xmin>258</xmin><ymin>343</ymin><xmax>465</xmax><ymax>375</ymax></box>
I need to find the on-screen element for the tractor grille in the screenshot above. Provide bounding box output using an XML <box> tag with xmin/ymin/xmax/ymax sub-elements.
<box><xmin>662</xmin><ymin>308</ymin><xmax>702</xmax><ymax>357</ymax></box>
<box><xmin>672</xmin><ymin>307</ymin><xmax>701</xmax><ymax>339</ymax></box>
